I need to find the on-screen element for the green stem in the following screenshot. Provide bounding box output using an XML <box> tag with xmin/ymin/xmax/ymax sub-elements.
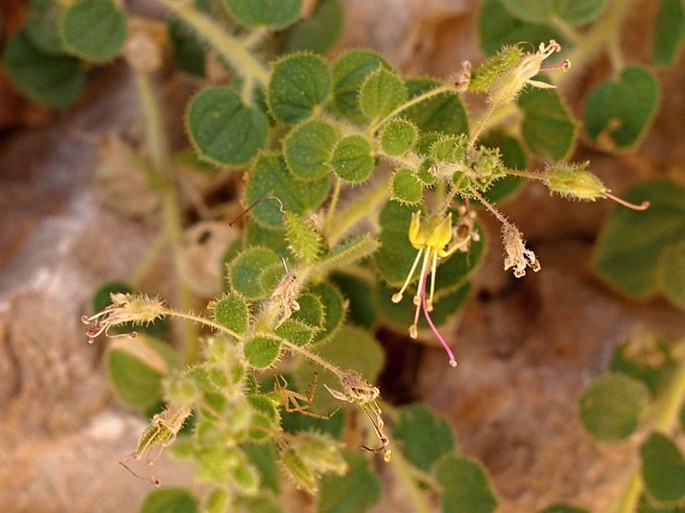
<box><xmin>162</xmin><ymin>308</ymin><xmax>240</xmax><ymax>340</ymax></box>
<box><xmin>327</xmin><ymin>179</ymin><xmax>389</xmax><ymax>246</ymax></box>
<box><xmin>133</xmin><ymin>70</ymin><xmax>199</xmax><ymax>363</ymax></box>
<box><xmin>368</xmin><ymin>84</ymin><xmax>455</xmax><ymax>134</ymax></box>
<box><xmin>157</xmin><ymin>0</ymin><xmax>269</xmax><ymax>90</ymax></box>
<box><xmin>280</xmin><ymin>339</ymin><xmax>345</xmax><ymax>378</ymax></box>
<box><xmin>130</xmin><ymin>229</ymin><xmax>168</xmax><ymax>289</ymax></box>
<box><xmin>604</xmin><ymin>347</ymin><xmax>685</xmax><ymax>513</ymax></box>
<box><xmin>388</xmin><ymin>449</ymin><xmax>435</xmax><ymax>513</ymax></box>
<box><xmin>323</xmin><ymin>176</ymin><xmax>342</xmax><ymax>237</ymax></box>
<box><xmin>558</xmin><ymin>0</ymin><xmax>633</xmax><ymax>86</ymax></box>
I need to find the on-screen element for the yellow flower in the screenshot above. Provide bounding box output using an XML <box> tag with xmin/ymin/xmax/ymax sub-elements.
<box><xmin>391</xmin><ymin>211</ymin><xmax>474</xmax><ymax>367</ymax></box>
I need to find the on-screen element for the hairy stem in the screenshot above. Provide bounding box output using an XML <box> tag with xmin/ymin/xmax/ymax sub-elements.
<box><xmin>388</xmin><ymin>448</ymin><xmax>435</xmax><ymax>513</ymax></box>
<box><xmin>134</xmin><ymin>70</ymin><xmax>199</xmax><ymax>363</ymax></box>
<box><xmin>327</xmin><ymin>179</ymin><xmax>390</xmax><ymax>246</ymax></box>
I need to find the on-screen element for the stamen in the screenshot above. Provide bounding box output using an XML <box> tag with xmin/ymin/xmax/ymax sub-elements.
<box><xmin>420</xmin><ymin>270</ymin><xmax>457</xmax><ymax>367</ymax></box>
<box><xmin>412</xmin><ymin>250</ymin><xmax>432</xmax><ymax>307</ymax></box>
<box><xmin>540</xmin><ymin>59</ymin><xmax>571</xmax><ymax>73</ymax></box>
<box><xmin>391</xmin><ymin>249</ymin><xmax>424</xmax><ymax>303</ymax></box>
<box><xmin>604</xmin><ymin>192</ymin><xmax>650</xmax><ymax>211</ymax></box>
<box><xmin>428</xmin><ymin>250</ymin><xmax>438</xmax><ymax>312</ymax></box>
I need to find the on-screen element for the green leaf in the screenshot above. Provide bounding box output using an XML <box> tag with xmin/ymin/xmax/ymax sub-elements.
<box><xmin>228</xmin><ymin>247</ymin><xmax>281</xmax><ymax>299</ymax></box>
<box><xmin>284</xmin><ymin>211</ymin><xmax>324</xmax><ymax>263</ymax></box>
<box><xmin>246</xmin><ymin>223</ymin><xmax>290</xmax><ymax>257</ymax></box>
<box><xmin>436</xmin><ymin>456</ymin><xmax>498</xmax><ymax>513</ymax></box>
<box><xmin>243</xmin><ymin>442</ymin><xmax>280</xmax><ymax>493</ymax></box>
<box><xmin>282</xmin><ymin>0</ymin><xmax>343</xmax><ymax>54</ymax></box>
<box><xmin>244</xmin><ymin>336</ymin><xmax>282</xmax><ymax>369</ymax></box>
<box><xmin>330</xmin><ymin>272</ymin><xmax>377</xmax><ymax>329</ymax></box>
<box><xmin>653</xmin><ymin>0</ymin><xmax>685</xmax><ymax>66</ymax></box>
<box><xmin>245</xmin><ymin>154</ymin><xmax>331</xmax><ymax>229</ymax></box>
<box><xmin>584</xmin><ymin>66</ymin><xmax>660</xmax><ymax>151</ymax></box>
<box><xmin>187</xmin><ymin>87</ymin><xmax>268</xmax><ymax>167</ymax></box>
<box><xmin>283</xmin><ymin>119</ymin><xmax>336</xmax><ymax>181</ymax></box>
<box><xmin>292</xmin><ymin>293</ymin><xmax>326</xmax><ymax>329</ymax></box>
<box><xmin>391</xmin><ymin>168</ymin><xmax>423</xmax><ymax>205</ymax></box>
<box><xmin>518</xmin><ymin>84</ymin><xmax>577</xmax><ymax>161</ymax></box>
<box><xmin>168</xmin><ymin>17</ymin><xmax>206</xmax><ymax>77</ymax></box>
<box><xmin>501</xmin><ymin>0</ymin><xmax>607</xmax><ymax>25</ymax></box>
<box><xmin>359</xmin><ymin>68</ymin><xmax>405</xmax><ymax>119</ymax></box>
<box><xmin>275</xmin><ymin>319</ymin><xmax>317</xmax><ymax>346</ymax></box>
<box><xmin>640</xmin><ymin>432</ymin><xmax>685</xmax><ymax>504</ymax></box>
<box><xmin>224</xmin><ymin>0</ymin><xmax>302</xmax><ymax>30</ymax></box>
<box><xmin>403</xmin><ymin>78</ymin><xmax>469</xmax><ymax>136</ymax></box>
<box><xmin>394</xmin><ymin>403</ymin><xmax>455</xmax><ymax>471</ymax></box>
<box><xmin>268</xmin><ymin>53</ymin><xmax>332</xmax><ymax>124</ymax></box>
<box><xmin>380</xmin><ymin>119</ymin><xmax>418</xmax><ymax>156</ymax></box>
<box><xmin>108</xmin><ymin>337</ymin><xmax>179</xmax><ymax>409</ymax></box>
<box><xmin>330</xmin><ymin>135</ymin><xmax>375</xmax><ymax>183</ymax></box>
<box><xmin>25</xmin><ymin>0</ymin><xmax>66</xmax><ymax>56</ymax></box>
<box><xmin>318</xmin><ymin>451</ymin><xmax>382</xmax><ymax>513</ymax></box>
<box><xmin>212</xmin><ymin>292</ymin><xmax>250</xmax><ymax>334</ymax></box>
<box><xmin>308</xmin><ymin>282</ymin><xmax>345</xmax><ymax>345</ymax></box>
<box><xmin>140</xmin><ymin>488</ymin><xmax>199</xmax><ymax>513</ymax></box>
<box><xmin>281</xmin><ymin>448</ymin><xmax>317</xmax><ymax>493</ymax></box>
<box><xmin>478</xmin><ymin>0</ymin><xmax>562</xmax><ymax>55</ymax></box>
<box><xmin>593</xmin><ymin>180</ymin><xmax>685</xmax><ymax>300</ymax></box>
<box><xmin>61</xmin><ymin>0</ymin><xmax>126</xmax><ymax>62</ymax></box>
<box><xmin>332</xmin><ymin>49</ymin><xmax>390</xmax><ymax>124</ymax></box>
<box><xmin>578</xmin><ymin>372</ymin><xmax>650</xmax><ymax>440</ymax></box>
<box><xmin>637</xmin><ymin>494</ymin><xmax>685</xmax><ymax>513</ymax></box>
<box><xmin>540</xmin><ymin>505</ymin><xmax>589</xmax><ymax>513</ymax></box>
<box><xmin>659</xmin><ymin>241</ymin><xmax>685</xmax><ymax>309</ymax></box>
<box><xmin>314</xmin><ymin>235</ymin><xmax>380</xmax><ymax>275</ymax></box>
<box><xmin>609</xmin><ymin>337</ymin><xmax>676</xmax><ymax>396</ymax></box>
<box><xmin>3</xmin><ymin>29</ymin><xmax>86</xmax><ymax>107</ymax></box>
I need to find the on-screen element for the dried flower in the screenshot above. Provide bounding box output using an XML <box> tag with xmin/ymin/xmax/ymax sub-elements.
<box><xmin>81</xmin><ymin>293</ymin><xmax>166</xmax><ymax>343</ymax></box>
<box><xmin>501</xmin><ymin>223</ymin><xmax>541</xmax><ymax>278</ymax></box>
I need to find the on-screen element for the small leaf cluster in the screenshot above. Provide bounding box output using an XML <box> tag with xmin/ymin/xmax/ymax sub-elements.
<box><xmin>579</xmin><ymin>335</ymin><xmax>685</xmax><ymax>511</ymax></box>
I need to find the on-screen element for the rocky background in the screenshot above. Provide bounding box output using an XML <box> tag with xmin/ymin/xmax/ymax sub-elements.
<box><xmin>1</xmin><ymin>0</ymin><xmax>684</xmax><ymax>512</ymax></box>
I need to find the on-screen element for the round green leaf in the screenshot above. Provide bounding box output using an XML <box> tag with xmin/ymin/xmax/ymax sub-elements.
<box><xmin>283</xmin><ymin>119</ymin><xmax>336</xmax><ymax>181</ymax></box>
<box><xmin>501</xmin><ymin>0</ymin><xmax>608</xmax><ymax>25</ymax></box>
<box><xmin>318</xmin><ymin>451</ymin><xmax>382</xmax><ymax>513</ymax></box>
<box><xmin>584</xmin><ymin>66</ymin><xmax>660</xmax><ymax>151</ymax></box>
<box><xmin>268</xmin><ymin>53</ymin><xmax>332</xmax><ymax>124</ymax></box>
<box><xmin>593</xmin><ymin>180</ymin><xmax>685</xmax><ymax>300</ymax></box>
<box><xmin>394</xmin><ymin>403</ymin><xmax>455</xmax><ymax>471</ymax></box>
<box><xmin>308</xmin><ymin>282</ymin><xmax>345</xmax><ymax>345</ymax></box>
<box><xmin>436</xmin><ymin>456</ymin><xmax>498</xmax><ymax>513</ymax></box>
<box><xmin>243</xmin><ymin>336</ymin><xmax>282</xmax><ymax>369</ymax></box>
<box><xmin>224</xmin><ymin>0</ymin><xmax>302</xmax><ymax>30</ymax></box>
<box><xmin>578</xmin><ymin>373</ymin><xmax>650</xmax><ymax>440</ymax></box>
<box><xmin>479</xmin><ymin>0</ymin><xmax>563</xmax><ymax>55</ymax></box>
<box><xmin>212</xmin><ymin>292</ymin><xmax>250</xmax><ymax>334</ymax></box>
<box><xmin>61</xmin><ymin>0</ymin><xmax>127</xmax><ymax>63</ymax></box>
<box><xmin>332</xmin><ymin>49</ymin><xmax>390</xmax><ymax>123</ymax></box>
<box><xmin>330</xmin><ymin>135</ymin><xmax>375</xmax><ymax>183</ymax></box>
<box><xmin>228</xmin><ymin>247</ymin><xmax>281</xmax><ymax>299</ymax></box>
<box><xmin>140</xmin><ymin>488</ymin><xmax>199</xmax><ymax>513</ymax></box>
<box><xmin>330</xmin><ymin>272</ymin><xmax>377</xmax><ymax>329</ymax></box>
<box><xmin>282</xmin><ymin>0</ymin><xmax>343</xmax><ymax>54</ymax></box>
<box><xmin>3</xmin><ymin>29</ymin><xmax>86</xmax><ymax>107</ymax></box>
<box><xmin>275</xmin><ymin>319</ymin><xmax>316</xmax><ymax>346</ymax></box>
<box><xmin>25</xmin><ymin>0</ymin><xmax>66</xmax><ymax>56</ymax></box>
<box><xmin>292</xmin><ymin>293</ymin><xmax>325</xmax><ymax>329</ymax></box>
<box><xmin>107</xmin><ymin>337</ymin><xmax>179</xmax><ymax>409</ymax></box>
<box><xmin>653</xmin><ymin>0</ymin><xmax>685</xmax><ymax>66</ymax></box>
<box><xmin>391</xmin><ymin>168</ymin><xmax>423</xmax><ymax>205</ymax></box>
<box><xmin>659</xmin><ymin>241</ymin><xmax>685</xmax><ymax>310</ymax></box>
<box><xmin>168</xmin><ymin>17</ymin><xmax>206</xmax><ymax>77</ymax></box>
<box><xmin>609</xmin><ymin>338</ymin><xmax>676</xmax><ymax>396</ymax></box>
<box><xmin>245</xmin><ymin>155</ymin><xmax>331</xmax><ymax>229</ymax></box>
<box><xmin>380</xmin><ymin>119</ymin><xmax>417</xmax><ymax>156</ymax></box>
<box><xmin>359</xmin><ymin>68</ymin><xmax>405</xmax><ymax>119</ymax></box>
<box><xmin>403</xmin><ymin>78</ymin><xmax>469</xmax><ymax>136</ymax></box>
<box><xmin>640</xmin><ymin>432</ymin><xmax>685</xmax><ymax>503</ymax></box>
<box><xmin>518</xmin><ymin>84</ymin><xmax>577</xmax><ymax>161</ymax></box>
<box><xmin>187</xmin><ymin>87</ymin><xmax>268</xmax><ymax>166</ymax></box>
